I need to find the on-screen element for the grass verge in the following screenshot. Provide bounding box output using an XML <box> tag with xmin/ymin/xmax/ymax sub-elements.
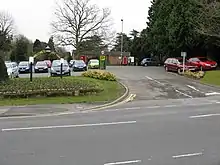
<box><xmin>0</xmin><ymin>77</ymin><xmax>125</xmax><ymax>106</ymax></box>
<box><xmin>201</xmin><ymin>70</ymin><xmax>220</xmax><ymax>86</ymax></box>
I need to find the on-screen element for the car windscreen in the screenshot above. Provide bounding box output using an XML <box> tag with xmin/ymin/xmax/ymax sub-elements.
<box><xmin>36</xmin><ymin>62</ymin><xmax>47</xmax><ymax>66</ymax></box>
<box><xmin>75</xmin><ymin>61</ymin><xmax>85</xmax><ymax>65</ymax></box>
<box><xmin>19</xmin><ymin>62</ymin><xmax>29</xmax><ymax>66</ymax></box>
<box><xmin>52</xmin><ymin>61</ymin><xmax>68</xmax><ymax>67</ymax></box>
<box><xmin>198</xmin><ymin>57</ymin><xmax>208</xmax><ymax>62</ymax></box>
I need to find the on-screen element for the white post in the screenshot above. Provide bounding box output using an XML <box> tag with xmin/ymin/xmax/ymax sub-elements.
<box><xmin>181</xmin><ymin>52</ymin><xmax>187</xmax><ymax>73</ymax></box>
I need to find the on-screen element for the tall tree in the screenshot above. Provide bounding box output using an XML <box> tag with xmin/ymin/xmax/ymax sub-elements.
<box><xmin>113</xmin><ymin>33</ymin><xmax>131</xmax><ymax>52</ymax></box>
<box><xmin>10</xmin><ymin>35</ymin><xmax>32</xmax><ymax>62</ymax></box>
<box><xmin>0</xmin><ymin>11</ymin><xmax>14</xmax><ymax>52</ymax></box>
<box><xmin>51</xmin><ymin>0</ymin><xmax>112</xmax><ymax>56</ymax></box>
<box><xmin>33</xmin><ymin>39</ymin><xmax>43</xmax><ymax>53</ymax></box>
<box><xmin>48</xmin><ymin>36</ymin><xmax>55</xmax><ymax>52</ymax></box>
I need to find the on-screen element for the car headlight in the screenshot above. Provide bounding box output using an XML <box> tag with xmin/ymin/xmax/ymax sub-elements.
<box><xmin>44</xmin><ymin>67</ymin><xmax>47</xmax><ymax>69</ymax></box>
<box><xmin>35</xmin><ymin>67</ymin><xmax>38</xmax><ymax>69</ymax></box>
<box><xmin>51</xmin><ymin>68</ymin><xmax>55</xmax><ymax>71</ymax></box>
<box><xmin>205</xmin><ymin>64</ymin><xmax>211</xmax><ymax>66</ymax></box>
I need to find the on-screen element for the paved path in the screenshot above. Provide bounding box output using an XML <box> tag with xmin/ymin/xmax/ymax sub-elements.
<box><xmin>107</xmin><ymin>66</ymin><xmax>220</xmax><ymax>100</ymax></box>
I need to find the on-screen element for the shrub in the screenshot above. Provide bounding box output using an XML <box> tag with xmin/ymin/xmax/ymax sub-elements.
<box><xmin>0</xmin><ymin>55</ymin><xmax>9</xmax><ymax>82</ymax></box>
<box><xmin>82</xmin><ymin>70</ymin><xmax>117</xmax><ymax>81</ymax></box>
<box><xmin>0</xmin><ymin>77</ymin><xmax>103</xmax><ymax>99</ymax></box>
<box><xmin>184</xmin><ymin>70</ymin><xmax>205</xmax><ymax>79</ymax></box>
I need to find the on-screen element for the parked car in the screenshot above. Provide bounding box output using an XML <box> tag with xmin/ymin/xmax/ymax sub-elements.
<box><xmin>34</xmin><ymin>61</ymin><xmax>49</xmax><ymax>73</ymax></box>
<box><xmin>69</xmin><ymin>60</ymin><xmax>76</xmax><ymax>67</ymax></box>
<box><xmin>88</xmin><ymin>59</ymin><xmax>99</xmax><ymax>69</ymax></box>
<box><xmin>18</xmin><ymin>61</ymin><xmax>30</xmax><ymax>73</ymax></box>
<box><xmin>5</xmin><ymin>62</ymin><xmax>19</xmax><ymax>78</ymax></box>
<box><xmin>164</xmin><ymin>57</ymin><xmax>198</xmax><ymax>74</ymax></box>
<box><xmin>140</xmin><ymin>58</ymin><xmax>160</xmax><ymax>66</ymax></box>
<box><xmin>50</xmin><ymin>60</ymin><xmax>71</xmax><ymax>76</ymax></box>
<box><xmin>44</xmin><ymin>60</ymin><xmax>52</xmax><ymax>68</ymax></box>
<box><xmin>72</xmin><ymin>60</ymin><xmax>87</xmax><ymax>72</ymax></box>
<box><xmin>188</xmin><ymin>57</ymin><xmax>217</xmax><ymax>70</ymax></box>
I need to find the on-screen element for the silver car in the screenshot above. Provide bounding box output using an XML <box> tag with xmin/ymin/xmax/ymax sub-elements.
<box><xmin>5</xmin><ymin>62</ymin><xmax>19</xmax><ymax>78</ymax></box>
<box><xmin>50</xmin><ymin>60</ymin><xmax>71</xmax><ymax>76</ymax></box>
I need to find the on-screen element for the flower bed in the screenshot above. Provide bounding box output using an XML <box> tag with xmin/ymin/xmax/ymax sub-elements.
<box><xmin>0</xmin><ymin>77</ymin><xmax>103</xmax><ymax>98</ymax></box>
<box><xmin>82</xmin><ymin>70</ymin><xmax>117</xmax><ymax>81</ymax></box>
<box><xmin>184</xmin><ymin>70</ymin><xmax>205</xmax><ymax>79</ymax></box>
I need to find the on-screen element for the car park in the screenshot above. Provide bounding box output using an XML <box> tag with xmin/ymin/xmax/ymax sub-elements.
<box><xmin>5</xmin><ymin>62</ymin><xmax>19</xmax><ymax>78</ymax></box>
<box><xmin>140</xmin><ymin>58</ymin><xmax>160</xmax><ymax>66</ymax></box>
<box><xmin>72</xmin><ymin>60</ymin><xmax>87</xmax><ymax>72</ymax></box>
<box><xmin>88</xmin><ymin>59</ymin><xmax>99</xmax><ymax>69</ymax></box>
<box><xmin>188</xmin><ymin>57</ymin><xmax>217</xmax><ymax>70</ymax></box>
<box><xmin>18</xmin><ymin>61</ymin><xmax>30</xmax><ymax>73</ymax></box>
<box><xmin>50</xmin><ymin>60</ymin><xmax>71</xmax><ymax>76</ymax></box>
<box><xmin>34</xmin><ymin>61</ymin><xmax>49</xmax><ymax>73</ymax></box>
<box><xmin>164</xmin><ymin>57</ymin><xmax>198</xmax><ymax>74</ymax></box>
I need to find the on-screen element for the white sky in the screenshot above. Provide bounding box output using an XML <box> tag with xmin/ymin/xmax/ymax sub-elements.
<box><xmin>0</xmin><ymin>0</ymin><xmax>151</xmax><ymax>42</ymax></box>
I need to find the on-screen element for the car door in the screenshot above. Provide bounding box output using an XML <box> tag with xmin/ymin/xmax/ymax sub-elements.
<box><xmin>168</xmin><ymin>59</ymin><xmax>175</xmax><ymax>71</ymax></box>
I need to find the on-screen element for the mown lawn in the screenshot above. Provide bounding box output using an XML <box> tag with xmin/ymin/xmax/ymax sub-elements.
<box><xmin>201</xmin><ymin>70</ymin><xmax>220</xmax><ymax>86</ymax></box>
<box><xmin>0</xmin><ymin>77</ymin><xmax>125</xmax><ymax>106</ymax></box>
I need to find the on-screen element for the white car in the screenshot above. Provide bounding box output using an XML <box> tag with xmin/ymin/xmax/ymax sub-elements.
<box><xmin>5</xmin><ymin>62</ymin><xmax>19</xmax><ymax>78</ymax></box>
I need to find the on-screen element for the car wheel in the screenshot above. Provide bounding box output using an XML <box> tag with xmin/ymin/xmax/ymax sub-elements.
<box><xmin>144</xmin><ymin>63</ymin><xmax>148</xmax><ymax>67</ymax></box>
<box><xmin>177</xmin><ymin>68</ymin><xmax>182</xmax><ymax>74</ymax></box>
<box><xmin>165</xmin><ymin>66</ymin><xmax>169</xmax><ymax>72</ymax></box>
<box><xmin>50</xmin><ymin>73</ymin><xmax>53</xmax><ymax>77</ymax></box>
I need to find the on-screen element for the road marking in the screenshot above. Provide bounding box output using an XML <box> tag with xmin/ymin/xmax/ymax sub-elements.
<box><xmin>1</xmin><ymin>121</ymin><xmax>137</xmax><ymax>132</ymax></box>
<box><xmin>125</xmin><ymin>107</ymin><xmax>141</xmax><ymax>110</ymax></box>
<box><xmin>187</xmin><ymin>85</ymin><xmax>201</xmax><ymax>92</ymax></box>
<box><xmin>189</xmin><ymin>113</ymin><xmax>220</xmax><ymax>119</ymax></box>
<box><xmin>147</xmin><ymin>106</ymin><xmax>161</xmax><ymax>109</ymax></box>
<box><xmin>164</xmin><ymin>105</ymin><xmax>178</xmax><ymax>108</ymax></box>
<box><xmin>145</xmin><ymin>76</ymin><xmax>165</xmax><ymax>85</ymax></box>
<box><xmin>205</xmin><ymin>92</ymin><xmax>220</xmax><ymax>96</ymax></box>
<box><xmin>104</xmin><ymin>160</ymin><xmax>141</xmax><ymax>165</ymax></box>
<box><xmin>175</xmin><ymin>89</ymin><xmax>193</xmax><ymax>98</ymax></box>
<box><xmin>172</xmin><ymin>152</ymin><xmax>203</xmax><ymax>159</ymax></box>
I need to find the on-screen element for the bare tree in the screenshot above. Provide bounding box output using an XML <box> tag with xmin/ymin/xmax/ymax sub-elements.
<box><xmin>51</xmin><ymin>0</ymin><xmax>113</xmax><ymax>56</ymax></box>
<box><xmin>0</xmin><ymin>11</ymin><xmax>14</xmax><ymax>51</ymax></box>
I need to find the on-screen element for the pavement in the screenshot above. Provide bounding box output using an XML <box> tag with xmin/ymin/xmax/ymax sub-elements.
<box><xmin>1</xmin><ymin>66</ymin><xmax>220</xmax><ymax>165</ymax></box>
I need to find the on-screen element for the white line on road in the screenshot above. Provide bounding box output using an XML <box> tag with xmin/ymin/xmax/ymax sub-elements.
<box><xmin>104</xmin><ymin>160</ymin><xmax>141</xmax><ymax>165</ymax></box>
<box><xmin>187</xmin><ymin>85</ymin><xmax>201</xmax><ymax>92</ymax></box>
<box><xmin>205</xmin><ymin>92</ymin><xmax>220</xmax><ymax>96</ymax></box>
<box><xmin>145</xmin><ymin>76</ymin><xmax>165</xmax><ymax>85</ymax></box>
<box><xmin>172</xmin><ymin>152</ymin><xmax>203</xmax><ymax>159</ymax></box>
<box><xmin>189</xmin><ymin>113</ymin><xmax>220</xmax><ymax>119</ymax></box>
<box><xmin>175</xmin><ymin>89</ymin><xmax>193</xmax><ymax>98</ymax></box>
<box><xmin>1</xmin><ymin>121</ymin><xmax>137</xmax><ymax>132</ymax></box>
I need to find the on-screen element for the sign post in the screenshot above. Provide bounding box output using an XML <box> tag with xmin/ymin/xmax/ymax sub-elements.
<box><xmin>100</xmin><ymin>51</ymin><xmax>106</xmax><ymax>70</ymax></box>
<box><xmin>29</xmin><ymin>56</ymin><xmax>34</xmax><ymax>82</ymax></box>
<box><xmin>181</xmin><ymin>52</ymin><xmax>187</xmax><ymax>73</ymax></box>
<box><xmin>60</xmin><ymin>58</ymin><xmax>64</xmax><ymax>79</ymax></box>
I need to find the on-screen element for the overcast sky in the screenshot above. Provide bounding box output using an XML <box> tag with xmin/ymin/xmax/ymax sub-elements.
<box><xmin>0</xmin><ymin>0</ymin><xmax>151</xmax><ymax>42</ymax></box>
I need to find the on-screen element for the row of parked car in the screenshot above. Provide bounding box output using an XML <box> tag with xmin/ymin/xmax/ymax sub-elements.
<box><xmin>141</xmin><ymin>56</ymin><xmax>218</xmax><ymax>73</ymax></box>
<box><xmin>4</xmin><ymin>58</ymin><xmax>101</xmax><ymax>78</ymax></box>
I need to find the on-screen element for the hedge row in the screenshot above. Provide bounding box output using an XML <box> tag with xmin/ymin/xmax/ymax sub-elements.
<box><xmin>0</xmin><ymin>77</ymin><xmax>103</xmax><ymax>98</ymax></box>
<box><xmin>82</xmin><ymin>70</ymin><xmax>117</xmax><ymax>81</ymax></box>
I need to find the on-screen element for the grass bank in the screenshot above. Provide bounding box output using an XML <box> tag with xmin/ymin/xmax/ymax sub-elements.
<box><xmin>201</xmin><ymin>71</ymin><xmax>220</xmax><ymax>86</ymax></box>
<box><xmin>0</xmin><ymin>77</ymin><xmax>125</xmax><ymax>106</ymax></box>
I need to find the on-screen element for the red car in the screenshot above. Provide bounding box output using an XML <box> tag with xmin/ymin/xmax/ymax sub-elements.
<box><xmin>164</xmin><ymin>57</ymin><xmax>198</xmax><ymax>74</ymax></box>
<box><xmin>44</xmin><ymin>60</ymin><xmax>52</xmax><ymax>68</ymax></box>
<box><xmin>188</xmin><ymin>57</ymin><xmax>217</xmax><ymax>70</ymax></box>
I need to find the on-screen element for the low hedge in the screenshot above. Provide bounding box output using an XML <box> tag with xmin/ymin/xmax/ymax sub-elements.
<box><xmin>82</xmin><ymin>70</ymin><xmax>117</xmax><ymax>81</ymax></box>
<box><xmin>0</xmin><ymin>77</ymin><xmax>103</xmax><ymax>99</ymax></box>
<box><xmin>184</xmin><ymin>70</ymin><xmax>205</xmax><ymax>79</ymax></box>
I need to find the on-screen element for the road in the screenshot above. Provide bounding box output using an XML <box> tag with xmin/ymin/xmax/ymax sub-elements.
<box><xmin>1</xmin><ymin>66</ymin><xmax>220</xmax><ymax>165</ymax></box>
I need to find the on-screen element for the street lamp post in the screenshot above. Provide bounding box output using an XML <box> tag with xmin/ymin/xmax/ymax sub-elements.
<box><xmin>121</xmin><ymin>19</ymin><xmax>124</xmax><ymax>65</ymax></box>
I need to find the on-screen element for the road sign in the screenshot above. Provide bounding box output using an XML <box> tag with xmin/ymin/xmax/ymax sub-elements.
<box><xmin>100</xmin><ymin>55</ymin><xmax>106</xmax><ymax>61</ymax></box>
<box><xmin>29</xmin><ymin>56</ymin><xmax>34</xmax><ymax>63</ymax></box>
<box><xmin>181</xmin><ymin>52</ymin><xmax>187</xmax><ymax>57</ymax></box>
